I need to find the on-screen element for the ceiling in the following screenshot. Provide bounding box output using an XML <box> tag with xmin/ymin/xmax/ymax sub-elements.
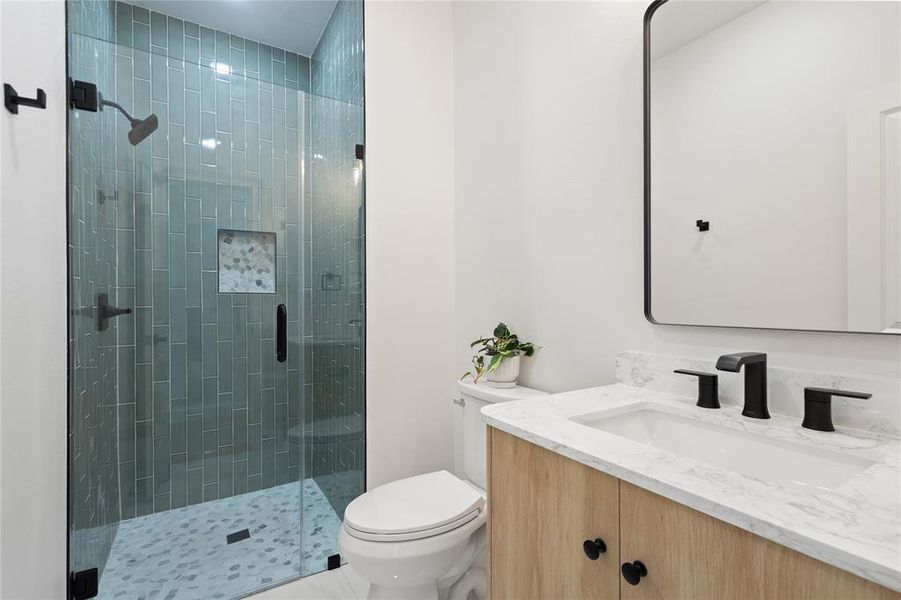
<box><xmin>129</xmin><ymin>0</ymin><xmax>338</xmax><ymax>57</ymax></box>
<box><xmin>651</xmin><ymin>0</ymin><xmax>766</xmax><ymax>59</ymax></box>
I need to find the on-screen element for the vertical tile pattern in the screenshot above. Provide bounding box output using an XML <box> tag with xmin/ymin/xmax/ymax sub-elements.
<box><xmin>67</xmin><ymin>0</ymin><xmax>121</xmax><ymax>577</ymax></box>
<box><xmin>308</xmin><ymin>0</ymin><xmax>366</xmax><ymax>518</ymax></box>
<box><xmin>109</xmin><ymin>1</ymin><xmax>309</xmax><ymax>515</ymax></box>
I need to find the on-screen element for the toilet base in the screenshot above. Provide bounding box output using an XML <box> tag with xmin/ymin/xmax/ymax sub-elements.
<box><xmin>446</xmin><ymin>567</ymin><xmax>487</xmax><ymax>600</ymax></box>
<box><xmin>368</xmin><ymin>582</ymin><xmax>440</xmax><ymax>600</ymax></box>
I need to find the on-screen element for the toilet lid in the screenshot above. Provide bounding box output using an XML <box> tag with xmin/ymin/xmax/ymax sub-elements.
<box><xmin>344</xmin><ymin>471</ymin><xmax>485</xmax><ymax>540</ymax></box>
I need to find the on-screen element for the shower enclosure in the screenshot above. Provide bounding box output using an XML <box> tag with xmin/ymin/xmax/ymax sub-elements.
<box><xmin>66</xmin><ymin>1</ymin><xmax>365</xmax><ymax>598</ymax></box>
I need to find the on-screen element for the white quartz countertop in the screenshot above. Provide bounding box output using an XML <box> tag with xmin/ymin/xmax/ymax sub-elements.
<box><xmin>481</xmin><ymin>384</ymin><xmax>901</xmax><ymax>591</ymax></box>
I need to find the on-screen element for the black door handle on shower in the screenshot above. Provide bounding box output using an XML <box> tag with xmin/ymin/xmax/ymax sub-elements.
<box><xmin>276</xmin><ymin>304</ymin><xmax>287</xmax><ymax>363</ymax></box>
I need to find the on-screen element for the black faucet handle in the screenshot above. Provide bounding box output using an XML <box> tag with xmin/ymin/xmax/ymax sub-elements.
<box><xmin>805</xmin><ymin>387</ymin><xmax>872</xmax><ymax>401</ymax></box>
<box><xmin>674</xmin><ymin>369</ymin><xmax>720</xmax><ymax>409</ymax></box>
<box><xmin>802</xmin><ymin>387</ymin><xmax>872</xmax><ymax>432</ymax></box>
<box><xmin>674</xmin><ymin>369</ymin><xmax>717</xmax><ymax>382</ymax></box>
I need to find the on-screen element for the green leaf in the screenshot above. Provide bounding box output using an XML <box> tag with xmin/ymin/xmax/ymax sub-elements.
<box><xmin>493</xmin><ymin>322</ymin><xmax>510</xmax><ymax>338</ymax></box>
<box><xmin>486</xmin><ymin>353</ymin><xmax>505</xmax><ymax>373</ymax></box>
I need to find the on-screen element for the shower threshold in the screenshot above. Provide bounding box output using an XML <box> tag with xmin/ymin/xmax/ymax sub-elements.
<box><xmin>95</xmin><ymin>479</ymin><xmax>341</xmax><ymax>600</ymax></box>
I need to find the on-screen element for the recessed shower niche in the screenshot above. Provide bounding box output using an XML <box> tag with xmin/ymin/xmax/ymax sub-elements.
<box><xmin>65</xmin><ymin>0</ymin><xmax>365</xmax><ymax>598</ymax></box>
<box><xmin>218</xmin><ymin>230</ymin><xmax>277</xmax><ymax>294</ymax></box>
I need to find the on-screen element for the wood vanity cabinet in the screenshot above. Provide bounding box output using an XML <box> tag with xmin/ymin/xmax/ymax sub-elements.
<box><xmin>488</xmin><ymin>427</ymin><xmax>899</xmax><ymax>600</ymax></box>
<box><xmin>488</xmin><ymin>426</ymin><xmax>621</xmax><ymax>599</ymax></box>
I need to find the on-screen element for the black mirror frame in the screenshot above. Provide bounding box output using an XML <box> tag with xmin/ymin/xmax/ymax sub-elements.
<box><xmin>641</xmin><ymin>0</ymin><xmax>896</xmax><ymax>336</ymax></box>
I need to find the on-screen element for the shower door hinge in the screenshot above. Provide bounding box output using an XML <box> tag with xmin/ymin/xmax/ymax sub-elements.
<box><xmin>70</xmin><ymin>568</ymin><xmax>98</xmax><ymax>600</ymax></box>
<box><xmin>68</xmin><ymin>79</ymin><xmax>98</xmax><ymax>112</ymax></box>
<box><xmin>354</xmin><ymin>144</ymin><xmax>365</xmax><ymax>160</ymax></box>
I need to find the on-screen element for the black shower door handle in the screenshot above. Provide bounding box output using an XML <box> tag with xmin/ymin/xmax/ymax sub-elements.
<box><xmin>276</xmin><ymin>304</ymin><xmax>287</xmax><ymax>363</ymax></box>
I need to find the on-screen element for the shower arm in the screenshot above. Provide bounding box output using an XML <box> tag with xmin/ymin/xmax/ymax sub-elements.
<box><xmin>99</xmin><ymin>93</ymin><xmax>137</xmax><ymax>125</ymax></box>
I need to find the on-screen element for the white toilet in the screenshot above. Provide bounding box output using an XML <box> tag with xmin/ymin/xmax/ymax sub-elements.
<box><xmin>339</xmin><ymin>381</ymin><xmax>547</xmax><ymax>600</ymax></box>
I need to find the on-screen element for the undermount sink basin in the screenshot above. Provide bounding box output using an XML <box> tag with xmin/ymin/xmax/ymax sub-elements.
<box><xmin>574</xmin><ymin>405</ymin><xmax>875</xmax><ymax>492</ymax></box>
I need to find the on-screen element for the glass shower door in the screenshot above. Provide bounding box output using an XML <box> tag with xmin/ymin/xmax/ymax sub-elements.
<box><xmin>67</xmin><ymin>0</ymin><xmax>366</xmax><ymax>595</ymax></box>
<box><xmin>67</xmin><ymin>29</ymin><xmax>311</xmax><ymax>600</ymax></box>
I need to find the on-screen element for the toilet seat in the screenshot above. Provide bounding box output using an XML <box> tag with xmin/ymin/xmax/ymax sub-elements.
<box><xmin>344</xmin><ymin>471</ymin><xmax>485</xmax><ymax>543</ymax></box>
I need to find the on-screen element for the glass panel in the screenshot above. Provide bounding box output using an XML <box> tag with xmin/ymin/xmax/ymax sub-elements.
<box><xmin>68</xmin><ymin>0</ymin><xmax>365</xmax><ymax>595</ymax></box>
<box><xmin>67</xmin><ymin>21</ymin><xmax>122</xmax><ymax>583</ymax></box>
<box><xmin>302</xmin><ymin>94</ymin><xmax>366</xmax><ymax>577</ymax></box>
<box><xmin>66</xmin><ymin>28</ymin><xmax>310</xmax><ymax>600</ymax></box>
<box><xmin>302</xmin><ymin>0</ymin><xmax>366</xmax><ymax>576</ymax></box>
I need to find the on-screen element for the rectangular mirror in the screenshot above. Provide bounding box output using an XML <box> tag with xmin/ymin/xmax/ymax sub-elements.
<box><xmin>644</xmin><ymin>0</ymin><xmax>901</xmax><ymax>334</ymax></box>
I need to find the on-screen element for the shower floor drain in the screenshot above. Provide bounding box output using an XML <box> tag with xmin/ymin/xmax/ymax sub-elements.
<box><xmin>226</xmin><ymin>529</ymin><xmax>251</xmax><ymax>544</ymax></box>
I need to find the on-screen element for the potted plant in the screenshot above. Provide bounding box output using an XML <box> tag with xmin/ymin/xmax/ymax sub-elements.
<box><xmin>461</xmin><ymin>322</ymin><xmax>538</xmax><ymax>388</ymax></box>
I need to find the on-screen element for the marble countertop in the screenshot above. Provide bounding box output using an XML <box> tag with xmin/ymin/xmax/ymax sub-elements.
<box><xmin>481</xmin><ymin>384</ymin><xmax>901</xmax><ymax>591</ymax></box>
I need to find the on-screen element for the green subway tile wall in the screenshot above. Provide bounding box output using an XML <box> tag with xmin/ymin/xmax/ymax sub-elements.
<box><xmin>105</xmin><ymin>1</ymin><xmax>311</xmax><ymax>516</ymax></box>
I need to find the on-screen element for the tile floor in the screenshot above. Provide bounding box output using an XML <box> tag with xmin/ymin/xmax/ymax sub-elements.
<box><xmin>246</xmin><ymin>565</ymin><xmax>369</xmax><ymax>599</ymax></box>
<box><xmin>96</xmin><ymin>479</ymin><xmax>343</xmax><ymax>599</ymax></box>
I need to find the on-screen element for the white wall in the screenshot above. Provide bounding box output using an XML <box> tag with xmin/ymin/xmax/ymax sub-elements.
<box><xmin>364</xmin><ymin>1</ymin><xmax>457</xmax><ymax>488</ymax></box>
<box><xmin>453</xmin><ymin>1</ymin><xmax>901</xmax><ymax>400</ymax></box>
<box><xmin>0</xmin><ymin>1</ymin><xmax>69</xmax><ymax>598</ymax></box>
<box><xmin>0</xmin><ymin>2</ymin><xmax>899</xmax><ymax>595</ymax></box>
<box><xmin>651</xmin><ymin>1</ymin><xmax>901</xmax><ymax>331</ymax></box>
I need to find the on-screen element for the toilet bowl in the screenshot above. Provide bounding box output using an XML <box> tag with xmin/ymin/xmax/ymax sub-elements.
<box><xmin>339</xmin><ymin>382</ymin><xmax>546</xmax><ymax>600</ymax></box>
<box><xmin>339</xmin><ymin>471</ymin><xmax>487</xmax><ymax>600</ymax></box>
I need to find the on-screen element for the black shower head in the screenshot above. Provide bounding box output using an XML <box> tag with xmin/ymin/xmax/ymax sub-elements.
<box><xmin>99</xmin><ymin>94</ymin><xmax>159</xmax><ymax>146</ymax></box>
<box><xmin>127</xmin><ymin>113</ymin><xmax>159</xmax><ymax>146</ymax></box>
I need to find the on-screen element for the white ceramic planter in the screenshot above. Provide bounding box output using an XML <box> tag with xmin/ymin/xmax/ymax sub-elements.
<box><xmin>486</xmin><ymin>355</ymin><xmax>520</xmax><ymax>389</ymax></box>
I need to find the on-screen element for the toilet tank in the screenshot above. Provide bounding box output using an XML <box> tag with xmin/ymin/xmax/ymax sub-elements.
<box><xmin>457</xmin><ymin>381</ymin><xmax>547</xmax><ymax>490</ymax></box>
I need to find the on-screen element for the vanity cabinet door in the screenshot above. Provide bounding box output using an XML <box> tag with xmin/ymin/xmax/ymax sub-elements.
<box><xmin>619</xmin><ymin>482</ymin><xmax>898</xmax><ymax>600</ymax></box>
<box><xmin>488</xmin><ymin>427</ymin><xmax>621</xmax><ymax>600</ymax></box>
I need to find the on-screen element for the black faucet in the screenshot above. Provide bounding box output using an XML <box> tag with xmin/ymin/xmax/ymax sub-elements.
<box><xmin>802</xmin><ymin>387</ymin><xmax>871</xmax><ymax>432</ymax></box>
<box><xmin>715</xmin><ymin>352</ymin><xmax>769</xmax><ymax>419</ymax></box>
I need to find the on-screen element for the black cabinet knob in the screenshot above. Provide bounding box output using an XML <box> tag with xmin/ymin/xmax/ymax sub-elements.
<box><xmin>621</xmin><ymin>560</ymin><xmax>648</xmax><ymax>585</ymax></box>
<box><xmin>582</xmin><ymin>538</ymin><xmax>607</xmax><ymax>560</ymax></box>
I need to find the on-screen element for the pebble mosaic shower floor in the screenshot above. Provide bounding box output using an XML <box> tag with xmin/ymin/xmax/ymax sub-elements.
<box><xmin>97</xmin><ymin>479</ymin><xmax>342</xmax><ymax>600</ymax></box>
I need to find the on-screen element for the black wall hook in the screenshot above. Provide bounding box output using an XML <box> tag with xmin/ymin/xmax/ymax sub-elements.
<box><xmin>4</xmin><ymin>83</ymin><xmax>47</xmax><ymax>114</ymax></box>
<box><xmin>696</xmin><ymin>219</ymin><xmax>710</xmax><ymax>232</ymax></box>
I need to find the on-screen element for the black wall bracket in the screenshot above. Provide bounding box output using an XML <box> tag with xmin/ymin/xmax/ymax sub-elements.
<box><xmin>4</xmin><ymin>83</ymin><xmax>46</xmax><ymax>114</ymax></box>
<box><xmin>696</xmin><ymin>219</ymin><xmax>710</xmax><ymax>232</ymax></box>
